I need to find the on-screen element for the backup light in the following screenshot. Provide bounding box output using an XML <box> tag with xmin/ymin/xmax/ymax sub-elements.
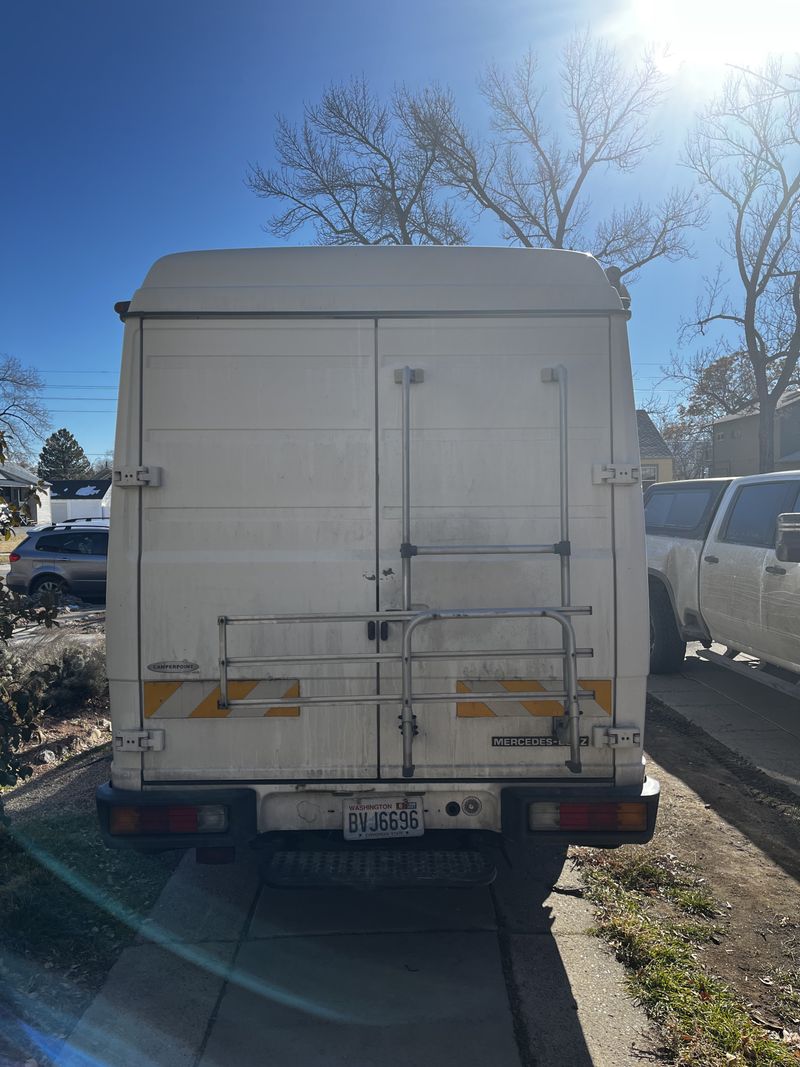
<box><xmin>528</xmin><ymin>801</ymin><xmax>647</xmax><ymax>833</ymax></box>
<box><xmin>109</xmin><ymin>804</ymin><xmax>228</xmax><ymax>836</ymax></box>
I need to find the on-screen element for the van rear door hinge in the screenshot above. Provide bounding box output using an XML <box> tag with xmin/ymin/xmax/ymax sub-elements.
<box><xmin>112</xmin><ymin>465</ymin><xmax>162</xmax><ymax>488</ymax></box>
<box><xmin>592</xmin><ymin>463</ymin><xmax>640</xmax><ymax>486</ymax></box>
<box><xmin>114</xmin><ymin>729</ymin><xmax>165</xmax><ymax>752</ymax></box>
<box><xmin>592</xmin><ymin>725</ymin><xmax>641</xmax><ymax>748</ymax></box>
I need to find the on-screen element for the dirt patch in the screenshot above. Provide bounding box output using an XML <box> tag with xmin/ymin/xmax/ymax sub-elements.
<box><xmin>3</xmin><ymin>693</ymin><xmax>111</xmax><ymax>820</ymax></box>
<box><xmin>627</xmin><ymin>697</ymin><xmax>800</xmax><ymax>1039</ymax></box>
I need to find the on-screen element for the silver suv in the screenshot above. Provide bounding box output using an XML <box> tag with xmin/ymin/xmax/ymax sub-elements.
<box><xmin>6</xmin><ymin>520</ymin><xmax>108</xmax><ymax>601</ymax></box>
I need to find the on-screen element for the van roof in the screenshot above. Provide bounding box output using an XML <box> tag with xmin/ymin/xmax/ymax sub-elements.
<box><xmin>127</xmin><ymin>247</ymin><xmax>625</xmax><ymax>318</ymax></box>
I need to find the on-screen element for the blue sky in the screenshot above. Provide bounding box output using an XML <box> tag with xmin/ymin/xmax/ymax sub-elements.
<box><xmin>1</xmin><ymin>0</ymin><xmax>794</xmax><ymax>462</ymax></box>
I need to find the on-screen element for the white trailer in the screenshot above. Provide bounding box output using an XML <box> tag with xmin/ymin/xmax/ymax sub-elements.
<box><xmin>99</xmin><ymin>246</ymin><xmax>659</xmax><ymax>886</ymax></box>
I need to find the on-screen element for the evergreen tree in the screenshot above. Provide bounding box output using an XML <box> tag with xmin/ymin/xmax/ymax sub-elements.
<box><xmin>37</xmin><ymin>428</ymin><xmax>92</xmax><ymax>480</ymax></box>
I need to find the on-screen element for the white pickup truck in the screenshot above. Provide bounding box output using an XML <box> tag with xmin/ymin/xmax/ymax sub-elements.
<box><xmin>646</xmin><ymin>472</ymin><xmax>800</xmax><ymax>675</ymax></box>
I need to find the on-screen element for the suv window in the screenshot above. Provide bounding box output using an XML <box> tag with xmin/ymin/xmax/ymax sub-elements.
<box><xmin>35</xmin><ymin>530</ymin><xmax>108</xmax><ymax>555</ymax></box>
<box><xmin>721</xmin><ymin>482</ymin><xmax>799</xmax><ymax>547</ymax></box>
<box><xmin>645</xmin><ymin>486</ymin><xmax>723</xmax><ymax>540</ymax></box>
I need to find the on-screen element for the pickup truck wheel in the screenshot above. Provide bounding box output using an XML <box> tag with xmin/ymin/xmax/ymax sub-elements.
<box><xmin>649</xmin><ymin>586</ymin><xmax>687</xmax><ymax>674</ymax></box>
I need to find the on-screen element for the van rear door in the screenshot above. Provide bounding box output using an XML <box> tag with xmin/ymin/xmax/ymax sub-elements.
<box><xmin>138</xmin><ymin>319</ymin><xmax>381</xmax><ymax>781</ymax></box>
<box><xmin>375</xmin><ymin>316</ymin><xmax>615</xmax><ymax>780</ymax></box>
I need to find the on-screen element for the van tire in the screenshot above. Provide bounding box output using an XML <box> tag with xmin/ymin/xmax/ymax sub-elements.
<box><xmin>649</xmin><ymin>585</ymin><xmax>686</xmax><ymax>674</ymax></box>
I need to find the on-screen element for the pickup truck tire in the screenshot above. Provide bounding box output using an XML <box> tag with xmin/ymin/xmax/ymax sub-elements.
<box><xmin>649</xmin><ymin>585</ymin><xmax>687</xmax><ymax>674</ymax></box>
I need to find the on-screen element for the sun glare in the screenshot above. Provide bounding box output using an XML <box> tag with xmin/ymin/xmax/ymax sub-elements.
<box><xmin>620</xmin><ymin>0</ymin><xmax>798</xmax><ymax>75</ymax></box>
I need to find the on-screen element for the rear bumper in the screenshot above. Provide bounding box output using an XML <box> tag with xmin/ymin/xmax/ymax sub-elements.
<box><xmin>97</xmin><ymin>777</ymin><xmax>659</xmax><ymax>851</ymax></box>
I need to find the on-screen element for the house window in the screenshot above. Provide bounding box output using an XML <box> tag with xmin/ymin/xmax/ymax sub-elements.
<box><xmin>640</xmin><ymin>463</ymin><xmax>659</xmax><ymax>489</ymax></box>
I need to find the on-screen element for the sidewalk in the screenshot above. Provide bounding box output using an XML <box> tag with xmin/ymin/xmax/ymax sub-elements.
<box><xmin>647</xmin><ymin>645</ymin><xmax>800</xmax><ymax>795</ymax></box>
<box><xmin>59</xmin><ymin>846</ymin><xmax>656</xmax><ymax>1067</ymax></box>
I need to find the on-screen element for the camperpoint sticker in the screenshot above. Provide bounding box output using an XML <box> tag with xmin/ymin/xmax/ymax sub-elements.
<box><xmin>147</xmin><ymin>660</ymin><xmax>200</xmax><ymax>673</ymax></box>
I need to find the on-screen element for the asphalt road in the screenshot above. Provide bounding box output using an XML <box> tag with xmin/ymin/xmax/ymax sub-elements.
<box><xmin>60</xmin><ymin>846</ymin><xmax>655</xmax><ymax>1067</ymax></box>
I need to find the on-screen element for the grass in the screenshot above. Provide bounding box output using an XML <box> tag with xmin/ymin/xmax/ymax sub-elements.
<box><xmin>575</xmin><ymin>848</ymin><xmax>800</xmax><ymax>1067</ymax></box>
<box><xmin>1</xmin><ymin>811</ymin><xmax>179</xmax><ymax>980</ymax></box>
<box><xmin>0</xmin><ymin>811</ymin><xmax>180</xmax><ymax>1059</ymax></box>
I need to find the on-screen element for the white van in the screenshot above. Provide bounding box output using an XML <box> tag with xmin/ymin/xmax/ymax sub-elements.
<box><xmin>98</xmin><ymin>247</ymin><xmax>659</xmax><ymax>886</ymax></box>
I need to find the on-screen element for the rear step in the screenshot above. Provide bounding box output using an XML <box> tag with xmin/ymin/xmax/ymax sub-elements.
<box><xmin>261</xmin><ymin>849</ymin><xmax>497</xmax><ymax>889</ymax></box>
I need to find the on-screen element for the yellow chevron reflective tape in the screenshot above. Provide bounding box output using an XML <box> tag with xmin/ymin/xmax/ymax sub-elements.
<box><xmin>265</xmin><ymin>681</ymin><xmax>300</xmax><ymax>717</ymax></box>
<box><xmin>456</xmin><ymin>678</ymin><xmax>613</xmax><ymax>717</ymax></box>
<box><xmin>498</xmin><ymin>679</ymin><xmax>562</xmax><ymax>717</ymax></box>
<box><xmin>190</xmin><ymin>681</ymin><xmax>260</xmax><ymax>718</ymax></box>
<box><xmin>456</xmin><ymin>680</ymin><xmax>495</xmax><ymax>717</ymax></box>
<box><xmin>143</xmin><ymin>681</ymin><xmax>182</xmax><ymax>719</ymax></box>
<box><xmin>579</xmin><ymin>679</ymin><xmax>612</xmax><ymax>715</ymax></box>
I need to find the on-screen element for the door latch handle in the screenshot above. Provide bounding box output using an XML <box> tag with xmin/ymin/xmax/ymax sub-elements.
<box><xmin>765</xmin><ymin>564</ymin><xmax>787</xmax><ymax>575</ymax></box>
<box><xmin>704</xmin><ymin>555</ymin><xmax>719</xmax><ymax>564</ymax></box>
<box><xmin>367</xmin><ymin>621</ymin><xmax>390</xmax><ymax>641</ymax></box>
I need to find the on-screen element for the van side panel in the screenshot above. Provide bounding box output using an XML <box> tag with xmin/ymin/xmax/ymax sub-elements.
<box><xmin>106</xmin><ymin>323</ymin><xmax>144</xmax><ymax>790</ymax></box>
<box><xmin>609</xmin><ymin>316</ymin><xmax>649</xmax><ymax>788</ymax></box>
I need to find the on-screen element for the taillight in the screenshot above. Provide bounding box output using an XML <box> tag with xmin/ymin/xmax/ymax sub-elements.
<box><xmin>109</xmin><ymin>804</ymin><xmax>228</xmax><ymax>835</ymax></box>
<box><xmin>528</xmin><ymin>801</ymin><xmax>648</xmax><ymax>833</ymax></box>
<box><xmin>8</xmin><ymin>552</ymin><xmax>20</xmax><ymax>562</ymax></box>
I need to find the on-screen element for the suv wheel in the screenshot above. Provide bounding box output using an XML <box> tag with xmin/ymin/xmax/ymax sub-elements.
<box><xmin>30</xmin><ymin>574</ymin><xmax>68</xmax><ymax>600</ymax></box>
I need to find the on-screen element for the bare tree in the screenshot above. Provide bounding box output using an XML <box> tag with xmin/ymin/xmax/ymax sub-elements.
<box><xmin>407</xmin><ymin>31</ymin><xmax>706</xmax><ymax>278</ymax></box>
<box><xmin>684</xmin><ymin>59</ymin><xmax>800</xmax><ymax>472</ymax></box>
<box><xmin>661</xmin><ymin>346</ymin><xmax>758</xmax><ymax>420</ymax></box>
<box><xmin>645</xmin><ymin>349</ymin><xmax>757</xmax><ymax>479</ymax></box>
<box><xmin>247</xmin><ymin>76</ymin><xmax>469</xmax><ymax>245</ymax></box>
<box><xmin>0</xmin><ymin>354</ymin><xmax>50</xmax><ymax>458</ymax></box>
<box><xmin>91</xmin><ymin>449</ymin><xmax>115</xmax><ymax>478</ymax></box>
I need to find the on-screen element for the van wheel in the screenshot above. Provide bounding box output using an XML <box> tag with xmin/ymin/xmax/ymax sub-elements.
<box><xmin>30</xmin><ymin>574</ymin><xmax>68</xmax><ymax>601</ymax></box>
<box><xmin>649</xmin><ymin>585</ymin><xmax>686</xmax><ymax>674</ymax></box>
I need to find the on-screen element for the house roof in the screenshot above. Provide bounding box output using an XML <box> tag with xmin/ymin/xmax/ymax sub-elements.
<box><xmin>636</xmin><ymin>411</ymin><xmax>673</xmax><ymax>459</ymax></box>
<box><xmin>0</xmin><ymin>461</ymin><xmax>43</xmax><ymax>486</ymax></box>
<box><xmin>714</xmin><ymin>389</ymin><xmax>800</xmax><ymax>425</ymax></box>
<box><xmin>49</xmin><ymin>479</ymin><xmax>112</xmax><ymax>500</ymax></box>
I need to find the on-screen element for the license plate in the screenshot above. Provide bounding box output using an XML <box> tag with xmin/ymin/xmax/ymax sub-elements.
<box><xmin>343</xmin><ymin>796</ymin><xmax>424</xmax><ymax>841</ymax></box>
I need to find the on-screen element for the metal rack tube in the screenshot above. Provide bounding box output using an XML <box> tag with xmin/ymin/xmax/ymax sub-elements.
<box><xmin>225</xmin><ymin>690</ymin><xmax>595</xmax><ymax>708</ymax></box>
<box><xmin>219</xmin><ymin>607</ymin><xmax>590</xmax><ymax>625</ymax></box>
<box><xmin>218</xmin><ymin>617</ymin><xmax>228</xmax><ymax>709</ymax></box>
<box><xmin>220</xmin><ymin>611</ymin><xmax>419</xmax><ymax>625</ymax></box>
<box><xmin>556</xmin><ymin>365</ymin><xmax>571</xmax><ymax>607</ymax></box>
<box><xmin>401</xmin><ymin>365</ymin><xmax>412</xmax><ymax>611</ymax></box>
<box><xmin>224</xmin><ymin>646</ymin><xmax>593</xmax><ymax>667</ymax></box>
<box><xmin>415</xmin><ymin>543</ymin><xmax>556</xmax><ymax>556</ymax></box>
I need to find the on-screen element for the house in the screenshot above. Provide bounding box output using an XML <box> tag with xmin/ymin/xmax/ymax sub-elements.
<box><xmin>712</xmin><ymin>389</ymin><xmax>800</xmax><ymax>476</ymax></box>
<box><xmin>636</xmin><ymin>411</ymin><xmax>674</xmax><ymax>489</ymax></box>
<box><xmin>0</xmin><ymin>462</ymin><xmax>52</xmax><ymax>524</ymax></box>
<box><xmin>50</xmin><ymin>478</ymin><xmax>112</xmax><ymax>521</ymax></box>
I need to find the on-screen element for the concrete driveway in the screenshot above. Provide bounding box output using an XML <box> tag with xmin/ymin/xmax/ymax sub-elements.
<box><xmin>648</xmin><ymin>644</ymin><xmax>800</xmax><ymax>795</ymax></box>
<box><xmin>60</xmin><ymin>846</ymin><xmax>655</xmax><ymax>1067</ymax></box>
